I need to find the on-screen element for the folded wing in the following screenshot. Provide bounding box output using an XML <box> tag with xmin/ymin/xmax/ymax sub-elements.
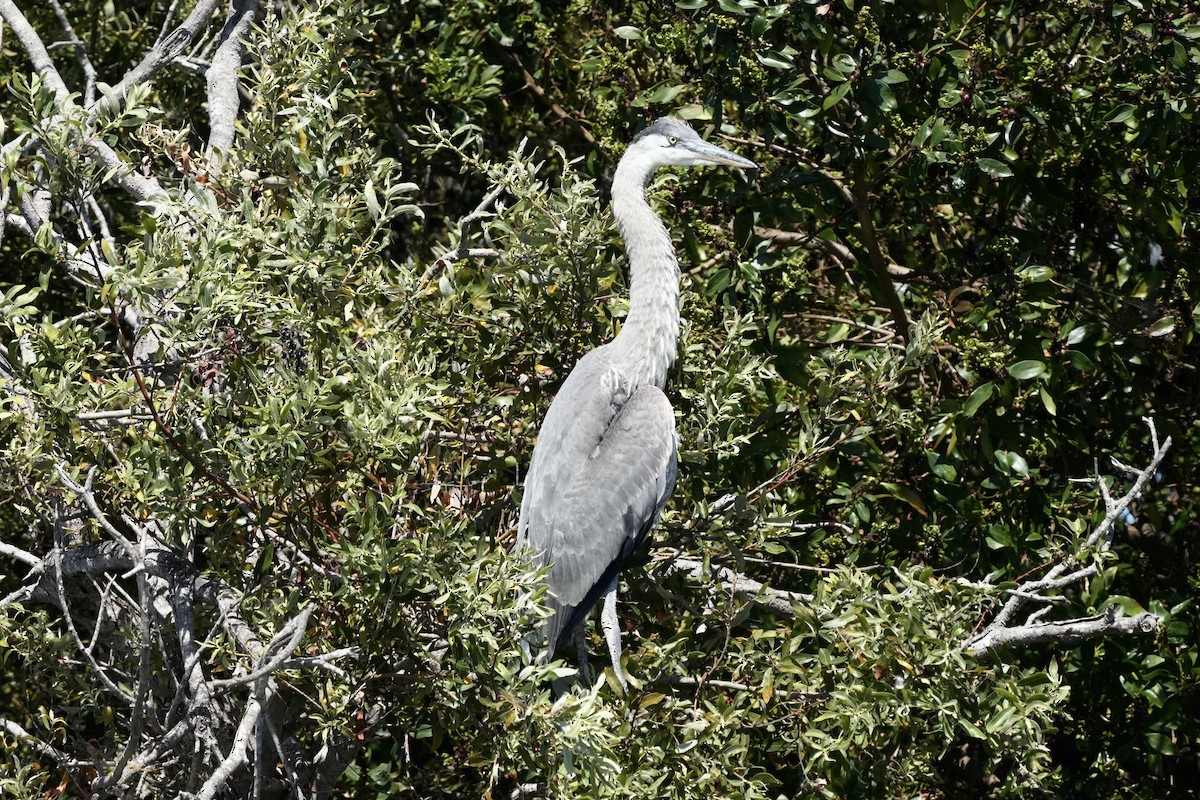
<box><xmin>518</xmin><ymin>349</ymin><xmax>678</xmax><ymax>654</ymax></box>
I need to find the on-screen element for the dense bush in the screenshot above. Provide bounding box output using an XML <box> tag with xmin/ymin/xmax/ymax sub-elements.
<box><xmin>1</xmin><ymin>1</ymin><xmax>1196</xmax><ymax>797</ymax></box>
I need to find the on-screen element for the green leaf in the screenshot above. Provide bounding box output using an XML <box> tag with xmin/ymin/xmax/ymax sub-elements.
<box><xmin>1039</xmin><ymin>386</ymin><xmax>1057</xmax><ymax>416</ymax></box>
<box><xmin>960</xmin><ymin>718</ymin><xmax>987</xmax><ymax>739</ymax></box>
<box><xmin>364</xmin><ymin>179</ymin><xmax>381</xmax><ymax>220</ymax></box>
<box><xmin>977</xmin><ymin>157</ymin><xmax>1014</xmax><ymax>178</ymax></box>
<box><xmin>930</xmin><ymin>461</ymin><xmax>958</xmax><ymax>481</ymax></box>
<box><xmin>962</xmin><ymin>382</ymin><xmax>994</xmax><ymax>417</ymax></box>
<box><xmin>868</xmin><ymin>78</ymin><xmax>897</xmax><ymax>112</ymax></box>
<box><xmin>613</xmin><ymin>25</ymin><xmax>643</xmax><ymax>40</ymax></box>
<box><xmin>995</xmin><ymin>450</ymin><xmax>1030</xmax><ymax>476</ymax></box>
<box><xmin>986</xmin><ymin>524</ymin><xmax>1015</xmax><ymax>549</ymax></box>
<box><xmin>1148</xmin><ymin>315</ymin><xmax>1175</xmax><ymax>337</ymax></box>
<box><xmin>1008</xmin><ymin>360</ymin><xmax>1047</xmax><ymax>380</ymax></box>
<box><xmin>757</xmin><ymin>51</ymin><xmax>794</xmax><ymax>70</ymax></box>
<box><xmin>1109</xmin><ymin>596</ymin><xmax>1147</xmax><ymax>616</ymax></box>
<box><xmin>879</xmin><ymin>482</ymin><xmax>928</xmax><ymax>517</ymax></box>
<box><xmin>831</xmin><ymin>53</ymin><xmax>857</xmax><ymax>76</ymax></box>
<box><xmin>1146</xmin><ymin>731</ymin><xmax>1178</xmax><ymax>756</ymax></box>
<box><xmin>1017</xmin><ymin>265</ymin><xmax>1054</xmax><ymax>282</ymax></box>
<box><xmin>638</xmin><ymin>83</ymin><xmax>686</xmax><ymax>106</ymax></box>
<box><xmin>1104</xmin><ymin>103</ymin><xmax>1136</xmax><ymax>124</ymax></box>
<box><xmin>986</xmin><ymin>706</ymin><xmax>1017</xmax><ymax>733</ymax></box>
<box><xmin>716</xmin><ymin>0</ymin><xmax>752</xmax><ymax>14</ymax></box>
<box><xmin>822</xmin><ymin>80</ymin><xmax>852</xmax><ymax>110</ymax></box>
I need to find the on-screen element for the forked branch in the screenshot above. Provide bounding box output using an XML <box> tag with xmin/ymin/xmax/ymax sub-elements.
<box><xmin>965</xmin><ymin>417</ymin><xmax>1171</xmax><ymax>657</ymax></box>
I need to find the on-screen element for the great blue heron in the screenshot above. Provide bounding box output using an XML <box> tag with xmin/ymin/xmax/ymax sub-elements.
<box><xmin>517</xmin><ymin>117</ymin><xmax>757</xmax><ymax>688</ymax></box>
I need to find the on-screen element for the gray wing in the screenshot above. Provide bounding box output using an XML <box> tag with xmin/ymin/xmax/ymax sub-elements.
<box><xmin>517</xmin><ymin>348</ymin><xmax>678</xmax><ymax>654</ymax></box>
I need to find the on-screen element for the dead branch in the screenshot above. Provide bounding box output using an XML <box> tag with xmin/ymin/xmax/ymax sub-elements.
<box><xmin>965</xmin><ymin>417</ymin><xmax>1170</xmax><ymax>657</ymax></box>
<box><xmin>664</xmin><ymin>556</ymin><xmax>812</xmax><ymax>618</ymax></box>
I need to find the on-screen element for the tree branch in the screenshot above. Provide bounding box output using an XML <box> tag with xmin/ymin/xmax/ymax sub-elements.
<box><xmin>665</xmin><ymin>557</ymin><xmax>811</xmax><ymax>618</ymax></box>
<box><xmin>850</xmin><ymin>162</ymin><xmax>911</xmax><ymax>342</ymax></box>
<box><xmin>47</xmin><ymin>0</ymin><xmax>98</xmax><ymax>105</ymax></box>
<box><xmin>0</xmin><ymin>0</ymin><xmax>164</xmax><ymax>204</ymax></box>
<box><xmin>0</xmin><ymin>716</ymin><xmax>76</xmax><ymax>766</ymax></box>
<box><xmin>88</xmin><ymin>0</ymin><xmax>224</xmax><ymax>123</ymax></box>
<box><xmin>204</xmin><ymin>0</ymin><xmax>259</xmax><ymax>159</ymax></box>
<box><xmin>965</xmin><ymin>418</ymin><xmax>1171</xmax><ymax>657</ymax></box>
<box><xmin>193</xmin><ymin>687</ymin><xmax>264</xmax><ymax>800</ymax></box>
<box><xmin>0</xmin><ymin>540</ymin><xmax>41</xmax><ymax>569</ymax></box>
<box><xmin>970</xmin><ymin>608</ymin><xmax>1159</xmax><ymax>652</ymax></box>
<box><xmin>0</xmin><ymin>0</ymin><xmax>71</xmax><ymax>97</ymax></box>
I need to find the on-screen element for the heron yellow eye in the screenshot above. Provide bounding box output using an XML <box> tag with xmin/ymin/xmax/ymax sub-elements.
<box><xmin>667</xmin><ymin>135</ymin><xmax>678</xmax><ymax>146</ymax></box>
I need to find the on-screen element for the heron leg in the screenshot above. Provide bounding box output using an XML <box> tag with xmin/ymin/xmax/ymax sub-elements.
<box><xmin>600</xmin><ymin>579</ymin><xmax>628</xmax><ymax>690</ymax></box>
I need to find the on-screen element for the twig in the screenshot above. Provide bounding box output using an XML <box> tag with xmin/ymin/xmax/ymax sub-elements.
<box><xmin>209</xmin><ymin>607</ymin><xmax>314</xmax><ymax>691</ymax></box>
<box><xmin>47</xmin><ymin>0</ymin><xmax>98</xmax><ymax>105</ymax></box>
<box><xmin>275</xmin><ymin>647</ymin><xmax>357</xmax><ymax>679</ymax></box>
<box><xmin>655</xmin><ymin>673</ymin><xmax>822</xmax><ymax>701</ymax></box>
<box><xmin>1084</xmin><ymin>419</ymin><xmax>1169</xmax><ymax>551</ymax></box>
<box><xmin>166</xmin><ymin>558</ymin><xmax>221</xmax><ymax>762</ymax></box>
<box><xmin>0</xmin><ymin>716</ymin><xmax>76</xmax><ymax>765</ymax></box>
<box><xmin>55</xmin><ymin>465</ymin><xmax>139</xmax><ymax>560</ymax></box>
<box><xmin>51</xmin><ymin>532</ymin><xmax>134</xmax><ymax>704</ymax></box>
<box><xmin>420</xmin><ymin>140</ymin><xmax>528</xmax><ymax>287</ymax></box>
<box><xmin>102</xmin><ymin>547</ymin><xmax>157</xmax><ymax>789</ymax></box>
<box><xmin>78</xmin><ymin>408</ymin><xmax>153</xmax><ymax>421</ymax></box>
<box><xmin>154</xmin><ymin>0</ymin><xmax>187</xmax><ymax>46</ymax></box>
<box><xmin>0</xmin><ymin>0</ymin><xmax>71</xmax><ymax>97</ymax></box>
<box><xmin>509</xmin><ymin>53</ymin><xmax>595</xmax><ymax>144</ymax></box>
<box><xmin>0</xmin><ymin>0</ymin><xmax>165</xmax><ymax>202</ymax></box>
<box><xmin>850</xmin><ymin>162</ymin><xmax>911</xmax><ymax>342</ymax></box>
<box><xmin>665</xmin><ymin>557</ymin><xmax>811</xmax><ymax>618</ymax></box>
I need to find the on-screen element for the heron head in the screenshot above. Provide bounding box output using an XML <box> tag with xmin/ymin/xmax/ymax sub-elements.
<box><xmin>627</xmin><ymin>117</ymin><xmax>758</xmax><ymax>171</ymax></box>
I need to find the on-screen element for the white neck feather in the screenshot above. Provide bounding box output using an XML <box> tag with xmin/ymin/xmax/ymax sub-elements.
<box><xmin>607</xmin><ymin>153</ymin><xmax>681</xmax><ymax>389</ymax></box>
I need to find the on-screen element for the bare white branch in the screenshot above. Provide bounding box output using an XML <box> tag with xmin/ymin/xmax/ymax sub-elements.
<box><xmin>89</xmin><ymin>0</ymin><xmax>223</xmax><ymax>123</ymax></box>
<box><xmin>971</xmin><ymin>609</ymin><xmax>1160</xmax><ymax>652</ymax></box>
<box><xmin>209</xmin><ymin>607</ymin><xmax>314</xmax><ymax>691</ymax></box>
<box><xmin>0</xmin><ymin>0</ymin><xmax>71</xmax><ymax>97</ymax></box>
<box><xmin>275</xmin><ymin>649</ymin><xmax>356</xmax><ymax>679</ymax></box>
<box><xmin>656</xmin><ymin>673</ymin><xmax>823</xmax><ymax>700</ymax></box>
<box><xmin>205</xmin><ymin>0</ymin><xmax>259</xmax><ymax>159</ymax></box>
<box><xmin>666</xmin><ymin>556</ymin><xmax>812</xmax><ymax>618</ymax></box>
<box><xmin>965</xmin><ymin>419</ymin><xmax>1171</xmax><ymax>658</ymax></box>
<box><xmin>0</xmin><ymin>716</ymin><xmax>76</xmax><ymax>765</ymax></box>
<box><xmin>54</xmin><ymin>465</ymin><xmax>139</xmax><ymax>559</ymax></box>
<box><xmin>51</xmin><ymin>537</ymin><xmax>135</xmax><ymax>704</ymax></box>
<box><xmin>47</xmin><ymin>0</ymin><xmax>98</xmax><ymax>104</ymax></box>
<box><xmin>193</xmin><ymin>688</ymin><xmax>264</xmax><ymax>800</ymax></box>
<box><xmin>0</xmin><ymin>540</ymin><xmax>41</xmax><ymax>568</ymax></box>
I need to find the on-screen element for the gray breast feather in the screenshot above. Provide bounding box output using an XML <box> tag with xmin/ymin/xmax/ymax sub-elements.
<box><xmin>517</xmin><ymin>350</ymin><xmax>678</xmax><ymax>653</ymax></box>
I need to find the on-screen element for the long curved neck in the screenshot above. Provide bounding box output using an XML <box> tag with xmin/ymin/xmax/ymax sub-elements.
<box><xmin>608</xmin><ymin>156</ymin><xmax>680</xmax><ymax>389</ymax></box>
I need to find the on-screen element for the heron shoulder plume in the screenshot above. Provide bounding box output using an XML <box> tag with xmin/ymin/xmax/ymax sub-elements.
<box><xmin>517</xmin><ymin>117</ymin><xmax>756</xmax><ymax>688</ymax></box>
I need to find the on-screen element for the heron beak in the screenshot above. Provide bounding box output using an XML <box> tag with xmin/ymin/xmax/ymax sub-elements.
<box><xmin>689</xmin><ymin>140</ymin><xmax>759</xmax><ymax>170</ymax></box>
